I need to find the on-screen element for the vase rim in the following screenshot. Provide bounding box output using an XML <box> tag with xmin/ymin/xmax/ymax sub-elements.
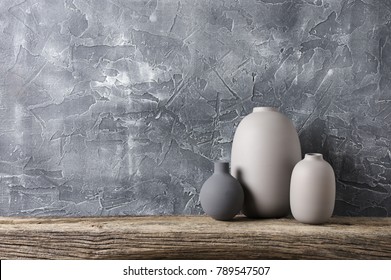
<box><xmin>253</xmin><ymin>107</ymin><xmax>278</xmax><ymax>113</ymax></box>
<box><xmin>305</xmin><ymin>153</ymin><xmax>323</xmax><ymax>159</ymax></box>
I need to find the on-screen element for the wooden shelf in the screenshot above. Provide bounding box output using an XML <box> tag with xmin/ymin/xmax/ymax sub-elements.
<box><xmin>0</xmin><ymin>216</ymin><xmax>390</xmax><ymax>259</ymax></box>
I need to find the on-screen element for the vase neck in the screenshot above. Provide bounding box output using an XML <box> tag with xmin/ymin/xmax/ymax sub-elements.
<box><xmin>214</xmin><ymin>162</ymin><xmax>229</xmax><ymax>173</ymax></box>
<box><xmin>305</xmin><ymin>153</ymin><xmax>323</xmax><ymax>160</ymax></box>
<box><xmin>253</xmin><ymin>107</ymin><xmax>278</xmax><ymax>113</ymax></box>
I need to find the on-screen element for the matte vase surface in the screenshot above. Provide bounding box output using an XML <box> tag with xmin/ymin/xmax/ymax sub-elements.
<box><xmin>200</xmin><ymin>162</ymin><xmax>244</xmax><ymax>221</ymax></box>
<box><xmin>290</xmin><ymin>153</ymin><xmax>336</xmax><ymax>224</ymax></box>
<box><xmin>231</xmin><ymin>107</ymin><xmax>301</xmax><ymax>218</ymax></box>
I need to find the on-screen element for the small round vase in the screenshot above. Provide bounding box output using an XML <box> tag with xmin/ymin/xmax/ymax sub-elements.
<box><xmin>290</xmin><ymin>153</ymin><xmax>336</xmax><ymax>224</ymax></box>
<box><xmin>200</xmin><ymin>162</ymin><xmax>244</xmax><ymax>221</ymax></box>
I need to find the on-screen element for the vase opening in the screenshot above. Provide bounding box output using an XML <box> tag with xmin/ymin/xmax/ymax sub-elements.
<box><xmin>305</xmin><ymin>153</ymin><xmax>323</xmax><ymax>160</ymax></box>
<box><xmin>253</xmin><ymin>107</ymin><xmax>278</xmax><ymax>113</ymax></box>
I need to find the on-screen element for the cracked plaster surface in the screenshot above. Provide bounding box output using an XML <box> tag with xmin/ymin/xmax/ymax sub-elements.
<box><xmin>0</xmin><ymin>0</ymin><xmax>390</xmax><ymax>216</ymax></box>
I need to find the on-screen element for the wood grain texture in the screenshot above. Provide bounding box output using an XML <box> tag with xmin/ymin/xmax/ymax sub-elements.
<box><xmin>0</xmin><ymin>216</ymin><xmax>390</xmax><ymax>259</ymax></box>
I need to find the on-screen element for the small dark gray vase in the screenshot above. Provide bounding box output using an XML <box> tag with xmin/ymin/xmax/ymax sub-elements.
<box><xmin>200</xmin><ymin>162</ymin><xmax>244</xmax><ymax>221</ymax></box>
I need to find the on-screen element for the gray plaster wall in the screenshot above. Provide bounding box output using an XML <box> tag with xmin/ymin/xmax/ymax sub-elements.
<box><xmin>0</xmin><ymin>0</ymin><xmax>390</xmax><ymax>216</ymax></box>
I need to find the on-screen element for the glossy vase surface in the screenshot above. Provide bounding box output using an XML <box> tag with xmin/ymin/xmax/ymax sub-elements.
<box><xmin>200</xmin><ymin>162</ymin><xmax>244</xmax><ymax>221</ymax></box>
<box><xmin>290</xmin><ymin>153</ymin><xmax>336</xmax><ymax>224</ymax></box>
<box><xmin>231</xmin><ymin>107</ymin><xmax>301</xmax><ymax>218</ymax></box>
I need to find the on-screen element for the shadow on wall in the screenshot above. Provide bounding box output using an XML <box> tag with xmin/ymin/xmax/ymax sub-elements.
<box><xmin>294</xmin><ymin>0</ymin><xmax>391</xmax><ymax>217</ymax></box>
<box><xmin>300</xmin><ymin>117</ymin><xmax>390</xmax><ymax>217</ymax></box>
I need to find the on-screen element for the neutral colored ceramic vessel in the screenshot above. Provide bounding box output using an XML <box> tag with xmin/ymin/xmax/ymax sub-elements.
<box><xmin>231</xmin><ymin>107</ymin><xmax>301</xmax><ymax>218</ymax></box>
<box><xmin>290</xmin><ymin>153</ymin><xmax>336</xmax><ymax>224</ymax></box>
<box><xmin>200</xmin><ymin>162</ymin><xmax>244</xmax><ymax>221</ymax></box>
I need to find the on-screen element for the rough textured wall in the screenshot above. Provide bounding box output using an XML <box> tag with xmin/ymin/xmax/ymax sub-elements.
<box><xmin>0</xmin><ymin>0</ymin><xmax>390</xmax><ymax>216</ymax></box>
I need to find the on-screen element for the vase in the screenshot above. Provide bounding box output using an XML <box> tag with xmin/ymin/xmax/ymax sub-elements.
<box><xmin>199</xmin><ymin>161</ymin><xmax>244</xmax><ymax>221</ymax></box>
<box><xmin>290</xmin><ymin>153</ymin><xmax>336</xmax><ymax>224</ymax></box>
<box><xmin>231</xmin><ymin>107</ymin><xmax>301</xmax><ymax>218</ymax></box>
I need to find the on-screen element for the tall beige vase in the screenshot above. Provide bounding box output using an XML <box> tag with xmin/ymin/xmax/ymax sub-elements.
<box><xmin>231</xmin><ymin>107</ymin><xmax>301</xmax><ymax>218</ymax></box>
<box><xmin>290</xmin><ymin>153</ymin><xmax>336</xmax><ymax>224</ymax></box>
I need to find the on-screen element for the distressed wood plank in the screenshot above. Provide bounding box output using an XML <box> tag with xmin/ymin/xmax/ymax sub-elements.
<box><xmin>0</xmin><ymin>216</ymin><xmax>390</xmax><ymax>259</ymax></box>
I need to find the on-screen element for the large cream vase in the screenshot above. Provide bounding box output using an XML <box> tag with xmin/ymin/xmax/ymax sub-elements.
<box><xmin>231</xmin><ymin>107</ymin><xmax>301</xmax><ymax>218</ymax></box>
